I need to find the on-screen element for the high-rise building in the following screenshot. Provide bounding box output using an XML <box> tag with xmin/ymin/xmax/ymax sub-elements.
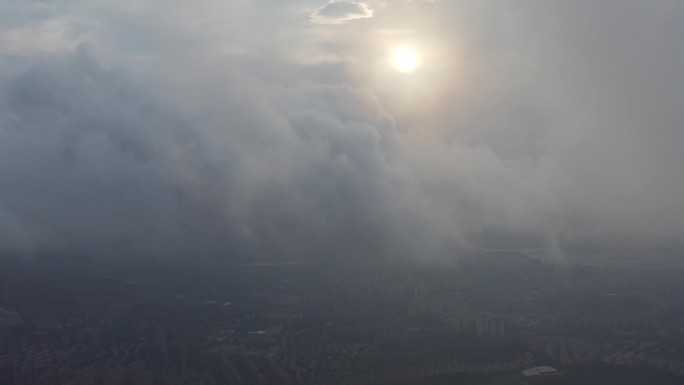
<box><xmin>408</xmin><ymin>282</ymin><xmax>430</xmax><ymax>317</ymax></box>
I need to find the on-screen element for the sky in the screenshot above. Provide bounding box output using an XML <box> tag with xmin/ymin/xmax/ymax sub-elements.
<box><xmin>1</xmin><ymin>0</ymin><xmax>683</xmax><ymax>263</ymax></box>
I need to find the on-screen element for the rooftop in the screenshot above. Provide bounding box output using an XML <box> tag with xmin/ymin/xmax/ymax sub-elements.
<box><xmin>522</xmin><ymin>366</ymin><xmax>559</xmax><ymax>377</ymax></box>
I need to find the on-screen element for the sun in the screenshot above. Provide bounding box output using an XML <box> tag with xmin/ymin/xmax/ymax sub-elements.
<box><xmin>392</xmin><ymin>46</ymin><xmax>421</xmax><ymax>73</ymax></box>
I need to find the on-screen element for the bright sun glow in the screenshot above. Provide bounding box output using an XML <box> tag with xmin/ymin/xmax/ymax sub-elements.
<box><xmin>392</xmin><ymin>47</ymin><xmax>421</xmax><ymax>73</ymax></box>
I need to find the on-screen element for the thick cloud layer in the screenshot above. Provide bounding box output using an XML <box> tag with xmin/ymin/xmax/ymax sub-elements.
<box><xmin>1</xmin><ymin>1</ymin><xmax>684</xmax><ymax>262</ymax></box>
<box><xmin>0</xmin><ymin>49</ymin><xmax>400</xmax><ymax>261</ymax></box>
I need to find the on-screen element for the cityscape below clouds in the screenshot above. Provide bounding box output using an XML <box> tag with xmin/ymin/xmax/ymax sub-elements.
<box><xmin>1</xmin><ymin>1</ymin><xmax>684</xmax><ymax>384</ymax></box>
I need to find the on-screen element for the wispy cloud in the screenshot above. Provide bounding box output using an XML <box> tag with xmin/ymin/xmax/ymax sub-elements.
<box><xmin>0</xmin><ymin>19</ymin><xmax>82</xmax><ymax>56</ymax></box>
<box><xmin>311</xmin><ymin>0</ymin><xmax>374</xmax><ymax>25</ymax></box>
